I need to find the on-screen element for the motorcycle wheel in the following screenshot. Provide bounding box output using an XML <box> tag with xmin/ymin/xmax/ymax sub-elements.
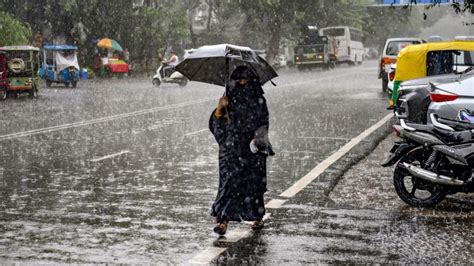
<box><xmin>72</xmin><ymin>81</ymin><xmax>77</xmax><ymax>88</ymax></box>
<box><xmin>179</xmin><ymin>79</ymin><xmax>188</xmax><ymax>87</ymax></box>
<box><xmin>393</xmin><ymin>149</ymin><xmax>447</xmax><ymax>208</ymax></box>
<box><xmin>0</xmin><ymin>87</ymin><xmax>7</xmax><ymax>100</ymax></box>
<box><xmin>152</xmin><ymin>78</ymin><xmax>161</xmax><ymax>87</ymax></box>
<box><xmin>46</xmin><ymin>79</ymin><xmax>52</xmax><ymax>87</ymax></box>
<box><xmin>64</xmin><ymin>82</ymin><xmax>70</xmax><ymax>88</ymax></box>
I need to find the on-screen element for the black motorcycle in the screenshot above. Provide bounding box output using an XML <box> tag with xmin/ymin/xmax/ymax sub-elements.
<box><xmin>382</xmin><ymin>113</ymin><xmax>474</xmax><ymax>208</ymax></box>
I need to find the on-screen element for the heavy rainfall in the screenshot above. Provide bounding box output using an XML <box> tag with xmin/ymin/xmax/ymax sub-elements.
<box><xmin>0</xmin><ymin>0</ymin><xmax>473</xmax><ymax>264</ymax></box>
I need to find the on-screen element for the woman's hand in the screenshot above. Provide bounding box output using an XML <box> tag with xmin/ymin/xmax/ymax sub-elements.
<box><xmin>249</xmin><ymin>139</ymin><xmax>258</xmax><ymax>153</ymax></box>
<box><xmin>218</xmin><ymin>96</ymin><xmax>228</xmax><ymax>109</ymax></box>
<box><xmin>215</xmin><ymin>96</ymin><xmax>228</xmax><ymax>118</ymax></box>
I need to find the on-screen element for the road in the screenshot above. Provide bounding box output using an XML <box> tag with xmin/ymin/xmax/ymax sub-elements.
<box><xmin>1</xmin><ymin>61</ymin><xmax>394</xmax><ymax>264</ymax></box>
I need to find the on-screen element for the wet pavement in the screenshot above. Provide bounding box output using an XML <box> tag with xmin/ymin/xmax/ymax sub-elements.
<box><xmin>219</xmin><ymin>134</ymin><xmax>473</xmax><ymax>264</ymax></box>
<box><xmin>2</xmin><ymin>61</ymin><xmax>467</xmax><ymax>264</ymax></box>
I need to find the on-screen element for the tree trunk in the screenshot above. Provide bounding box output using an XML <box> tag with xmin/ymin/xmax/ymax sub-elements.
<box><xmin>187</xmin><ymin>9</ymin><xmax>197</xmax><ymax>47</ymax></box>
<box><xmin>206</xmin><ymin>0</ymin><xmax>213</xmax><ymax>31</ymax></box>
<box><xmin>266</xmin><ymin>17</ymin><xmax>281</xmax><ymax>66</ymax></box>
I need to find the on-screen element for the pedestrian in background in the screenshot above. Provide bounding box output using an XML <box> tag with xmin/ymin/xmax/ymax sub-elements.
<box><xmin>209</xmin><ymin>65</ymin><xmax>274</xmax><ymax>235</ymax></box>
<box><xmin>123</xmin><ymin>48</ymin><xmax>130</xmax><ymax>63</ymax></box>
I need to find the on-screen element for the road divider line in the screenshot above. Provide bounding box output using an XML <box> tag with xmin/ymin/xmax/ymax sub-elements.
<box><xmin>0</xmin><ymin>97</ymin><xmax>216</xmax><ymax>141</ymax></box>
<box><xmin>188</xmin><ymin>247</ymin><xmax>228</xmax><ymax>265</ymax></box>
<box><xmin>265</xmin><ymin>199</ymin><xmax>287</xmax><ymax>209</ymax></box>
<box><xmin>90</xmin><ymin>150</ymin><xmax>132</xmax><ymax>162</ymax></box>
<box><xmin>189</xmin><ymin>112</ymin><xmax>392</xmax><ymax>264</ymax></box>
<box><xmin>275</xmin><ymin>74</ymin><xmax>348</xmax><ymax>89</ymax></box>
<box><xmin>298</xmin><ymin>136</ymin><xmax>352</xmax><ymax>141</ymax></box>
<box><xmin>280</xmin><ymin>113</ymin><xmax>393</xmax><ymax>198</ymax></box>
<box><xmin>183</xmin><ymin>128</ymin><xmax>208</xmax><ymax>137</ymax></box>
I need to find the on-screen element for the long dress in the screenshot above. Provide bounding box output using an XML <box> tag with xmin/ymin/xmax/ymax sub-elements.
<box><xmin>209</xmin><ymin>82</ymin><xmax>273</xmax><ymax>222</ymax></box>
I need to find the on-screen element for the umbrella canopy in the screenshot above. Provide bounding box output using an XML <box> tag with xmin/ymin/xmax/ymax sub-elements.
<box><xmin>175</xmin><ymin>44</ymin><xmax>277</xmax><ymax>87</ymax></box>
<box><xmin>97</xmin><ymin>38</ymin><xmax>123</xmax><ymax>52</ymax></box>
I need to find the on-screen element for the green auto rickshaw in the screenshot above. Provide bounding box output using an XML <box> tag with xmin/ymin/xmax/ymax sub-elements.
<box><xmin>0</xmin><ymin>46</ymin><xmax>41</xmax><ymax>98</ymax></box>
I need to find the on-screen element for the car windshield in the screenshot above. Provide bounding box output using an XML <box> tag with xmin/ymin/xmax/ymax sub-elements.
<box><xmin>386</xmin><ymin>40</ymin><xmax>421</xmax><ymax>56</ymax></box>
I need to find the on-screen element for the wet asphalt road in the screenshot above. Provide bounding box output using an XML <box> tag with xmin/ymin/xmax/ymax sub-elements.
<box><xmin>1</xmin><ymin>61</ymin><xmax>395</xmax><ymax>264</ymax></box>
<box><xmin>220</xmin><ymin>133</ymin><xmax>473</xmax><ymax>264</ymax></box>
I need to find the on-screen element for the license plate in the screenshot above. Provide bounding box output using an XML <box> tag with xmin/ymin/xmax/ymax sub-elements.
<box><xmin>306</xmin><ymin>54</ymin><xmax>313</xmax><ymax>59</ymax></box>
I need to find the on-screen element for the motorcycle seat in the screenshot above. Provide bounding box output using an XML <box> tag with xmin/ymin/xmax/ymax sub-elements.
<box><xmin>406</xmin><ymin>122</ymin><xmax>473</xmax><ymax>144</ymax></box>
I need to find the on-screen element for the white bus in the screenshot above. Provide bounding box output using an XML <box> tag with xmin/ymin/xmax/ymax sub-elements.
<box><xmin>319</xmin><ymin>26</ymin><xmax>364</xmax><ymax>65</ymax></box>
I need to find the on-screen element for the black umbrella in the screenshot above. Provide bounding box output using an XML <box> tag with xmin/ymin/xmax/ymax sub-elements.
<box><xmin>175</xmin><ymin>44</ymin><xmax>278</xmax><ymax>87</ymax></box>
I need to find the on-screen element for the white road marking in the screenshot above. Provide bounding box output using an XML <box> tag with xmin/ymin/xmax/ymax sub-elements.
<box><xmin>183</xmin><ymin>128</ymin><xmax>208</xmax><ymax>137</ymax></box>
<box><xmin>90</xmin><ymin>150</ymin><xmax>131</xmax><ymax>162</ymax></box>
<box><xmin>188</xmin><ymin>112</ymin><xmax>392</xmax><ymax>264</ymax></box>
<box><xmin>275</xmin><ymin>73</ymin><xmax>349</xmax><ymax>89</ymax></box>
<box><xmin>280</xmin><ymin>113</ymin><xmax>393</xmax><ymax>198</ymax></box>
<box><xmin>265</xmin><ymin>199</ymin><xmax>287</xmax><ymax>209</ymax></box>
<box><xmin>280</xmin><ymin>150</ymin><xmax>322</xmax><ymax>155</ymax></box>
<box><xmin>188</xmin><ymin>247</ymin><xmax>228</xmax><ymax>265</ymax></box>
<box><xmin>0</xmin><ymin>97</ymin><xmax>215</xmax><ymax>141</ymax></box>
<box><xmin>216</xmin><ymin>228</ymin><xmax>250</xmax><ymax>243</ymax></box>
<box><xmin>298</xmin><ymin>136</ymin><xmax>352</xmax><ymax>141</ymax></box>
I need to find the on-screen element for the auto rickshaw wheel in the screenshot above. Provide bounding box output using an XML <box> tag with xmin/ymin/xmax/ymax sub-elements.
<box><xmin>29</xmin><ymin>84</ymin><xmax>37</xmax><ymax>98</ymax></box>
<box><xmin>46</xmin><ymin>79</ymin><xmax>52</xmax><ymax>87</ymax></box>
<box><xmin>0</xmin><ymin>87</ymin><xmax>7</xmax><ymax>100</ymax></box>
<box><xmin>382</xmin><ymin>77</ymin><xmax>388</xmax><ymax>93</ymax></box>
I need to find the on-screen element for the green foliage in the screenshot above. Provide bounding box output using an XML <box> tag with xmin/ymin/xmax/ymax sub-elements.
<box><xmin>0</xmin><ymin>0</ymin><xmax>470</xmax><ymax>70</ymax></box>
<box><xmin>0</xmin><ymin>11</ymin><xmax>31</xmax><ymax>46</ymax></box>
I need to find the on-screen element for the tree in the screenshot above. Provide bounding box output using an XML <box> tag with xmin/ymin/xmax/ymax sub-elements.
<box><xmin>0</xmin><ymin>11</ymin><xmax>31</xmax><ymax>46</ymax></box>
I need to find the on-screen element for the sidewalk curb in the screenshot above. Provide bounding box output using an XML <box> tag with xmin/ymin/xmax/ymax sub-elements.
<box><xmin>289</xmin><ymin>115</ymin><xmax>395</xmax><ymax>206</ymax></box>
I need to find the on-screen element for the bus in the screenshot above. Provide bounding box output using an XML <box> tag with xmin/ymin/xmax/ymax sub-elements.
<box><xmin>319</xmin><ymin>26</ymin><xmax>364</xmax><ymax>65</ymax></box>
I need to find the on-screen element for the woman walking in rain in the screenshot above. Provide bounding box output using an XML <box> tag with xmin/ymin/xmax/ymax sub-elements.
<box><xmin>209</xmin><ymin>65</ymin><xmax>274</xmax><ymax>235</ymax></box>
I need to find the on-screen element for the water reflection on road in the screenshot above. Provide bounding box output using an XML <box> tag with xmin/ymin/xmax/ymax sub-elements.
<box><xmin>0</xmin><ymin>62</ymin><xmax>398</xmax><ymax>263</ymax></box>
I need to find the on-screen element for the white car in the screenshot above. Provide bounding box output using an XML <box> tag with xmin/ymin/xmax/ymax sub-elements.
<box><xmin>379</xmin><ymin>37</ymin><xmax>423</xmax><ymax>93</ymax></box>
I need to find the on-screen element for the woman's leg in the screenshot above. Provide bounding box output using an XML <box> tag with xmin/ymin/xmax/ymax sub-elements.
<box><xmin>213</xmin><ymin>216</ymin><xmax>229</xmax><ymax>235</ymax></box>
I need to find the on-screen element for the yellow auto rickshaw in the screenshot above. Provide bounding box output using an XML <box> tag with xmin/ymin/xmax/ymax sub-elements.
<box><xmin>390</xmin><ymin>40</ymin><xmax>474</xmax><ymax>106</ymax></box>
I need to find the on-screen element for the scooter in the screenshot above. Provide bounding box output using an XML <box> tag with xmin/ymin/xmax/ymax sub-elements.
<box><xmin>152</xmin><ymin>61</ymin><xmax>188</xmax><ymax>87</ymax></box>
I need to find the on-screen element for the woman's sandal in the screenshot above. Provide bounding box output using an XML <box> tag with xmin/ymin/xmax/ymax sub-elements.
<box><xmin>213</xmin><ymin>221</ymin><xmax>228</xmax><ymax>235</ymax></box>
<box><xmin>251</xmin><ymin>220</ymin><xmax>264</xmax><ymax>230</ymax></box>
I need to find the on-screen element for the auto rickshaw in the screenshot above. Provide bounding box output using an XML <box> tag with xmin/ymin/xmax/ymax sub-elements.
<box><xmin>0</xmin><ymin>52</ymin><xmax>7</xmax><ymax>100</ymax></box>
<box><xmin>39</xmin><ymin>44</ymin><xmax>80</xmax><ymax>88</ymax></box>
<box><xmin>390</xmin><ymin>40</ymin><xmax>474</xmax><ymax>107</ymax></box>
<box><xmin>0</xmin><ymin>46</ymin><xmax>41</xmax><ymax>98</ymax></box>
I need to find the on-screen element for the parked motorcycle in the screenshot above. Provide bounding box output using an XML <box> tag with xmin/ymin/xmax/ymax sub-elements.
<box><xmin>152</xmin><ymin>62</ymin><xmax>188</xmax><ymax>87</ymax></box>
<box><xmin>382</xmin><ymin>113</ymin><xmax>474</xmax><ymax>208</ymax></box>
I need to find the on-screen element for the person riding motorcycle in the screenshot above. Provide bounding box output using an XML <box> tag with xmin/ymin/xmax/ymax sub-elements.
<box><xmin>163</xmin><ymin>50</ymin><xmax>179</xmax><ymax>77</ymax></box>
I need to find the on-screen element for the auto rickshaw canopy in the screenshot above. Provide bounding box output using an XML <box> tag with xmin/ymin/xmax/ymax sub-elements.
<box><xmin>0</xmin><ymin>45</ymin><xmax>40</xmax><ymax>52</ymax></box>
<box><xmin>43</xmin><ymin>44</ymin><xmax>78</xmax><ymax>51</ymax></box>
<box><xmin>394</xmin><ymin>40</ymin><xmax>474</xmax><ymax>82</ymax></box>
